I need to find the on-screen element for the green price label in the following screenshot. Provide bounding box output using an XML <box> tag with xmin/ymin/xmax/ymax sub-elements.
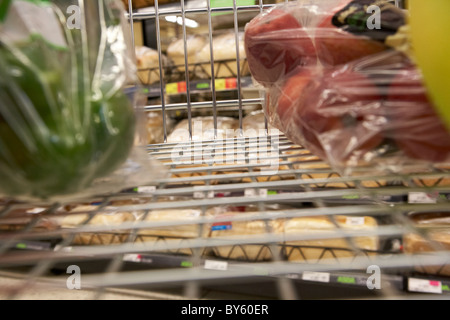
<box><xmin>181</xmin><ymin>261</ymin><xmax>193</xmax><ymax>268</ymax></box>
<box><xmin>210</xmin><ymin>0</ymin><xmax>255</xmax><ymax>15</ymax></box>
<box><xmin>196</xmin><ymin>82</ymin><xmax>209</xmax><ymax>90</ymax></box>
<box><xmin>337</xmin><ymin>276</ymin><xmax>356</xmax><ymax>284</ymax></box>
<box><xmin>16</xmin><ymin>243</ymin><xmax>27</xmax><ymax>249</ymax></box>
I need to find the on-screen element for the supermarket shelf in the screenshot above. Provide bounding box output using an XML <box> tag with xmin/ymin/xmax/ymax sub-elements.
<box><xmin>7</xmin><ymin>240</ymin><xmax>450</xmax><ymax>299</ymax></box>
<box><xmin>143</xmin><ymin>76</ymin><xmax>254</xmax><ymax>98</ymax></box>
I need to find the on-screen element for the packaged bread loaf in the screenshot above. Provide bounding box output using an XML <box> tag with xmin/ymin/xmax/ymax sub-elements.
<box><xmin>60</xmin><ymin>205</ymin><xmax>136</xmax><ymax>245</ymax></box>
<box><xmin>166</xmin><ymin>116</ymin><xmax>286</xmax><ymax>184</ymax></box>
<box><xmin>209</xmin><ymin>205</ymin><xmax>285</xmax><ymax>261</ymax></box>
<box><xmin>0</xmin><ymin>206</ymin><xmax>56</xmax><ymax>232</ymax></box>
<box><xmin>135</xmin><ymin>46</ymin><xmax>168</xmax><ymax>85</ymax></box>
<box><xmin>292</xmin><ymin>156</ymin><xmax>389</xmax><ymax>189</ymax></box>
<box><xmin>235</xmin><ymin>111</ymin><xmax>291</xmax><ymax>182</ymax></box>
<box><xmin>167</xmin><ymin>35</ymin><xmax>207</xmax><ymax>76</ymax></box>
<box><xmin>167</xmin><ymin>116</ymin><xmax>239</xmax><ymax>143</ymax></box>
<box><xmin>242</xmin><ymin>110</ymin><xmax>279</xmax><ymax>137</ymax></box>
<box><xmin>410</xmin><ymin>164</ymin><xmax>450</xmax><ymax>188</ymax></box>
<box><xmin>135</xmin><ymin>208</ymin><xmax>212</xmax><ymax>255</ymax></box>
<box><xmin>196</xmin><ymin>31</ymin><xmax>249</xmax><ymax>79</ymax></box>
<box><xmin>403</xmin><ymin>212</ymin><xmax>450</xmax><ymax>276</ymax></box>
<box><xmin>285</xmin><ymin>215</ymin><xmax>379</xmax><ymax>262</ymax></box>
<box><xmin>145</xmin><ymin>111</ymin><xmax>174</xmax><ymax>145</ymax></box>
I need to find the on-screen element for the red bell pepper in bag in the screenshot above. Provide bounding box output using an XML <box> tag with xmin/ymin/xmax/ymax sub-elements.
<box><xmin>244</xmin><ymin>0</ymin><xmax>450</xmax><ymax>172</ymax></box>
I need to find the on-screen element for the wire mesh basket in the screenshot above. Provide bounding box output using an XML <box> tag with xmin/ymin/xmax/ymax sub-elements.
<box><xmin>0</xmin><ymin>0</ymin><xmax>449</xmax><ymax>300</ymax></box>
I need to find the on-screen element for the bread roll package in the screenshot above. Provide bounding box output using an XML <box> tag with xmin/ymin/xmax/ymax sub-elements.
<box><xmin>284</xmin><ymin>215</ymin><xmax>379</xmax><ymax>262</ymax></box>
<box><xmin>145</xmin><ymin>111</ymin><xmax>174</xmax><ymax>145</ymax></box>
<box><xmin>196</xmin><ymin>31</ymin><xmax>249</xmax><ymax>79</ymax></box>
<box><xmin>135</xmin><ymin>45</ymin><xmax>169</xmax><ymax>85</ymax></box>
<box><xmin>167</xmin><ymin>116</ymin><xmax>239</xmax><ymax>143</ymax></box>
<box><xmin>60</xmin><ymin>206</ymin><xmax>137</xmax><ymax>245</ymax></box>
<box><xmin>209</xmin><ymin>206</ymin><xmax>285</xmax><ymax>261</ymax></box>
<box><xmin>167</xmin><ymin>35</ymin><xmax>207</xmax><ymax>76</ymax></box>
<box><xmin>403</xmin><ymin>212</ymin><xmax>450</xmax><ymax>276</ymax></box>
<box><xmin>135</xmin><ymin>208</ymin><xmax>214</xmax><ymax>255</ymax></box>
<box><xmin>242</xmin><ymin>110</ymin><xmax>279</xmax><ymax>137</ymax></box>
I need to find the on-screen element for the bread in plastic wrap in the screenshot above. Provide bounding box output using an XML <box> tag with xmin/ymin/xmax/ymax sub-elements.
<box><xmin>403</xmin><ymin>212</ymin><xmax>450</xmax><ymax>276</ymax></box>
<box><xmin>196</xmin><ymin>31</ymin><xmax>249</xmax><ymax>79</ymax></box>
<box><xmin>209</xmin><ymin>206</ymin><xmax>285</xmax><ymax>261</ymax></box>
<box><xmin>60</xmin><ymin>205</ymin><xmax>137</xmax><ymax>245</ymax></box>
<box><xmin>0</xmin><ymin>206</ymin><xmax>57</xmax><ymax>232</ymax></box>
<box><xmin>284</xmin><ymin>215</ymin><xmax>379</xmax><ymax>262</ymax></box>
<box><xmin>167</xmin><ymin>35</ymin><xmax>207</xmax><ymax>75</ymax></box>
<box><xmin>135</xmin><ymin>208</ymin><xmax>212</xmax><ymax>255</ymax></box>
<box><xmin>167</xmin><ymin>116</ymin><xmax>239</xmax><ymax>143</ymax></box>
<box><xmin>166</xmin><ymin>116</ymin><xmax>248</xmax><ymax>184</ymax></box>
<box><xmin>145</xmin><ymin>111</ymin><xmax>174</xmax><ymax>145</ymax></box>
<box><xmin>135</xmin><ymin>45</ymin><xmax>169</xmax><ymax>85</ymax></box>
<box><xmin>241</xmin><ymin>109</ymin><xmax>278</xmax><ymax>137</ymax></box>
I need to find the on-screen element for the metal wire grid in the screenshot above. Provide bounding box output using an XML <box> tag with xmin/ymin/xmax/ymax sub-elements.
<box><xmin>0</xmin><ymin>0</ymin><xmax>450</xmax><ymax>300</ymax></box>
<box><xmin>1</xmin><ymin>135</ymin><xmax>450</xmax><ymax>299</ymax></box>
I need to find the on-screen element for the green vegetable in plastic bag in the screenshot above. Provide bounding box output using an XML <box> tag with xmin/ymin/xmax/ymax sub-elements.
<box><xmin>0</xmin><ymin>0</ymin><xmax>138</xmax><ymax>200</ymax></box>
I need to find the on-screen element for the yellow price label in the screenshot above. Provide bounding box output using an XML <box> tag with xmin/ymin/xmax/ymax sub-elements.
<box><xmin>215</xmin><ymin>79</ymin><xmax>226</xmax><ymax>91</ymax></box>
<box><xmin>166</xmin><ymin>83</ymin><xmax>178</xmax><ymax>95</ymax></box>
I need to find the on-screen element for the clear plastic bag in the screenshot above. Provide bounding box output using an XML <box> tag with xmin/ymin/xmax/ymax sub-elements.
<box><xmin>244</xmin><ymin>0</ymin><xmax>450</xmax><ymax>173</ymax></box>
<box><xmin>0</xmin><ymin>0</ymin><xmax>167</xmax><ymax>202</ymax></box>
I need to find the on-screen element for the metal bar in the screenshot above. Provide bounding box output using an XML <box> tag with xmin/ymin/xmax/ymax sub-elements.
<box><xmin>127</xmin><ymin>0</ymin><xmax>135</xmax><ymax>49</ymax></box>
<box><xmin>143</xmin><ymin>98</ymin><xmax>263</xmax><ymax>111</ymax></box>
<box><xmin>127</xmin><ymin>4</ymin><xmax>276</xmax><ymax>20</ymax></box>
<box><xmin>206</xmin><ymin>0</ymin><xmax>218</xmax><ymax>139</ymax></box>
<box><xmin>154</xmin><ymin>0</ymin><xmax>169</xmax><ymax>142</ymax></box>
<box><xmin>50</xmin><ymin>252</ymin><xmax>450</xmax><ymax>289</ymax></box>
<box><xmin>180</xmin><ymin>0</ymin><xmax>193</xmax><ymax>141</ymax></box>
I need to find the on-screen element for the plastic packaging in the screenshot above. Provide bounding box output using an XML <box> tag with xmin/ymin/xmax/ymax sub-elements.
<box><xmin>144</xmin><ymin>111</ymin><xmax>174</xmax><ymax>145</ymax></box>
<box><xmin>136</xmin><ymin>45</ymin><xmax>170</xmax><ymax>85</ymax></box>
<box><xmin>196</xmin><ymin>31</ymin><xmax>249</xmax><ymax>79</ymax></box>
<box><xmin>167</xmin><ymin>116</ymin><xmax>239</xmax><ymax>142</ymax></box>
<box><xmin>167</xmin><ymin>35</ymin><xmax>207</xmax><ymax>74</ymax></box>
<box><xmin>403</xmin><ymin>211</ymin><xmax>450</xmax><ymax>276</ymax></box>
<box><xmin>244</xmin><ymin>0</ymin><xmax>450</xmax><ymax>173</ymax></box>
<box><xmin>0</xmin><ymin>0</ymin><xmax>166</xmax><ymax>202</ymax></box>
<box><xmin>59</xmin><ymin>205</ymin><xmax>137</xmax><ymax>245</ymax></box>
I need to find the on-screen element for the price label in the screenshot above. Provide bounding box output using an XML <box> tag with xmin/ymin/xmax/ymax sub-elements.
<box><xmin>244</xmin><ymin>188</ymin><xmax>256</xmax><ymax>197</ymax></box>
<box><xmin>225</xmin><ymin>78</ymin><xmax>237</xmax><ymax>89</ymax></box>
<box><xmin>204</xmin><ymin>260</ymin><xmax>228</xmax><ymax>271</ymax></box>
<box><xmin>26</xmin><ymin>208</ymin><xmax>47</xmax><ymax>214</ymax></box>
<box><xmin>215</xmin><ymin>79</ymin><xmax>226</xmax><ymax>91</ymax></box>
<box><xmin>123</xmin><ymin>254</ymin><xmax>142</xmax><ymax>263</ymax></box>
<box><xmin>244</xmin><ymin>188</ymin><xmax>267</xmax><ymax>197</ymax></box>
<box><xmin>214</xmin><ymin>78</ymin><xmax>238</xmax><ymax>91</ymax></box>
<box><xmin>408</xmin><ymin>192</ymin><xmax>438</xmax><ymax>204</ymax></box>
<box><xmin>302</xmin><ymin>271</ymin><xmax>331</xmax><ymax>283</ymax></box>
<box><xmin>137</xmin><ymin>186</ymin><xmax>156</xmax><ymax>194</ymax></box>
<box><xmin>193</xmin><ymin>188</ymin><xmax>214</xmax><ymax>199</ymax></box>
<box><xmin>345</xmin><ymin>217</ymin><xmax>365</xmax><ymax>226</ymax></box>
<box><xmin>408</xmin><ymin>278</ymin><xmax>442</xmax><ymax>294</ymax></box>
<box><xmin>166</xmin><ymin>83</ymin><xmax>178</xmax><ymax>95</ymax></box>
<box><xmin>54</xmin><ymin>245</ymin><xmax>73</xmax><ymax>252</ymax></box>
<box><xmin>166</xmin><ymin>82</ymin><xmax>186</xmax><ymax>95</ymax></box>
